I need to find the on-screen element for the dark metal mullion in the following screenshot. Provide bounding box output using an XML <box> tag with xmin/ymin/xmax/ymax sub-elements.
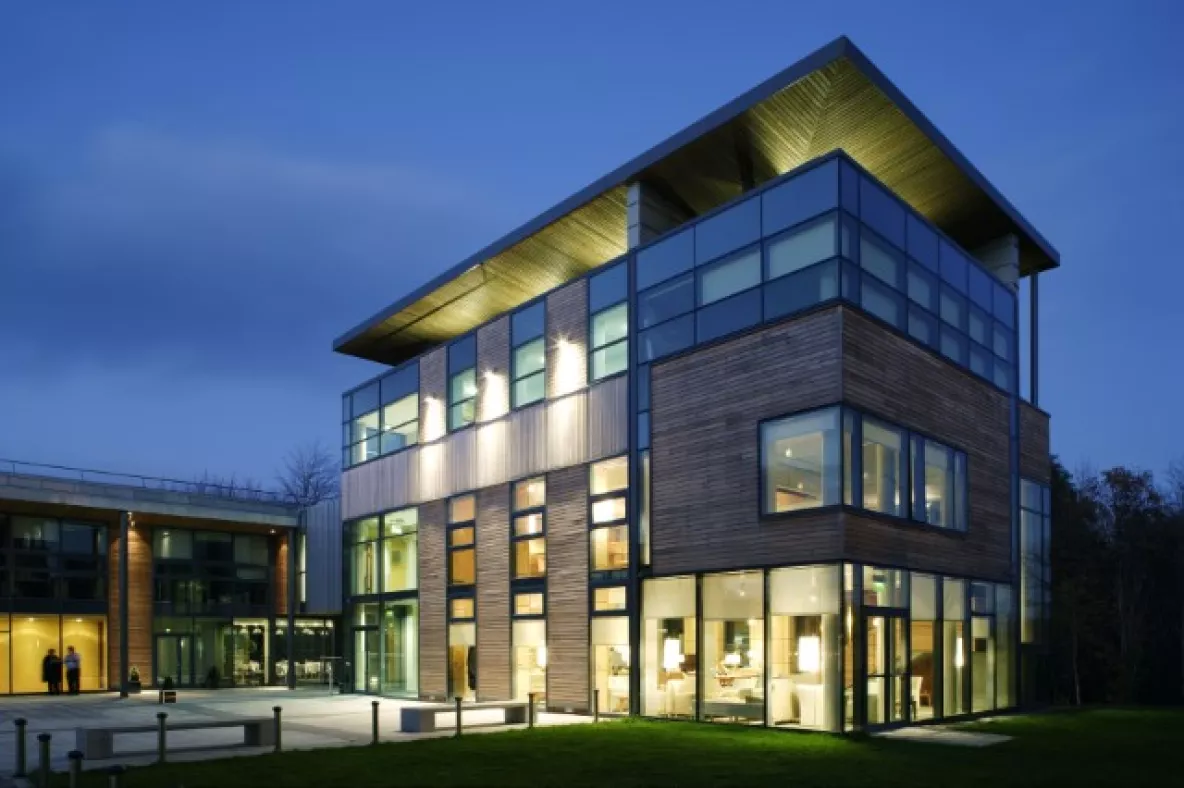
<box><xmin>852</xmin><ymin>565</ymin><xmax>865</xmax><ymax>730</ymax></box>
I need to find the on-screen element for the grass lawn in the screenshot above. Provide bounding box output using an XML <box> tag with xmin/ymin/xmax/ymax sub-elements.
<box><xmin>60</xmin><ymin>708</ymin><xmax>1183</xmax><ymax>787</ymax></box>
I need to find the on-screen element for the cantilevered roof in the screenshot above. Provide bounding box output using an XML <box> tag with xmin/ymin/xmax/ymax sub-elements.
<box><xmin>335</xmin><ymin>36</ymin><xmax>1059</xmax><ymax>366</ymax></box>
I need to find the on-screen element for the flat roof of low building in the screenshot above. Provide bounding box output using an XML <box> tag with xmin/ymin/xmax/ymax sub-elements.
<box><xmin>335</xmin><ymin>36</ymin><xmax>1058</xmax><ymax>367</ymax></box>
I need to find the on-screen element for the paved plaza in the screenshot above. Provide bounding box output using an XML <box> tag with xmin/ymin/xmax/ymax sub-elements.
<box><xmin>0</xmin><ymin>688</ymin><xmax>592</xmax><ymax>777</ymax></box>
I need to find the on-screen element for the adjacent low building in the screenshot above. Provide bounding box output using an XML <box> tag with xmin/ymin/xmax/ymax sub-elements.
<box><xmin>333</xmin><ymin>36</ymin><xmax>1054</xmax><ymax>730</ymax></box>
<box><xmin>0</xmin><ymin>462</ymin><xmax>342</xmax><ymax>692</ymax></box>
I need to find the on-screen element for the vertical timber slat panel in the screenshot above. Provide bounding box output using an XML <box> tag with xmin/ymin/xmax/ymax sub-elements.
<box><xmin>417</xmin><ymin>500</ymin><xmax>448</xmax><ymax>699</ymax></box>
<box><xmin>545</xmin><ymin>465</ymin><xmax>589</xmax><ymax>711</ymax></box>
<box><xmin>476</xmin><ymin>484</ymin><xmax>511</xmax><ymax>700</ymax></box>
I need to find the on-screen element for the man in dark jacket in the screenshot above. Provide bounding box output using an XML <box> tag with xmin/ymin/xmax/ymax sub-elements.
<box><xmin>42</xmin><ymin>649</ymin><xmax>63</xmax><ymax>695</ymax></box>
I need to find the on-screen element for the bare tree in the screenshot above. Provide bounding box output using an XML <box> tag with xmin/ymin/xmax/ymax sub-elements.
<box><xmin>277</xmin><ymin>441</ymin><xmax>339</xmax><ymax>507</ymax></box>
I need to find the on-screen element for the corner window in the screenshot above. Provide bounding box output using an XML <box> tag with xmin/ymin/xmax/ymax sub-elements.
<box><xmin>761</xmin><ymin>407</ymin><xmax>841</xmax><ymax>513</ymax></box>
<box><xmin>591</xmin><ymin>302</ymin><xmax>629</xmax><ymax>381</ymax></box>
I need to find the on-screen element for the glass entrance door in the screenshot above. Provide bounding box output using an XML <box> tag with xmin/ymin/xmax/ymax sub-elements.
<box><xmin>353</xmin><ymin>628</ymin><xmax>379</xmax><ymax>693</ymax></box>
<box><xmin>155</xmin><ymin>634</ymin><xmax>193</xmax><ymax>687</ymax></box>
<box><xmin>865</xmin><ymin>613</ymin><xmax>908</xmax><ymax>726</ymax></box>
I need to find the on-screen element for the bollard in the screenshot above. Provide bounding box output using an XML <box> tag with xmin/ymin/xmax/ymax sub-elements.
<box><xmin>68</xmin><ymin>750</ymin><xmax>84</xmax><ymax>788</ymax></box>
<box><xmin>14</xmin><ymin>718</ymin><xmax>27</xmax><ymax>778</ymax></box>
<box><xmin>454</xmin><ymin>696</ymin><xmax>463</xmax><ymax>738</ymax></box>
<box><xmin>528</xmin><ymin>692</ymin><xmax>536</xmax><ymax>728</ymax></box>
<box><xmin>107</xmin><ymin>763</ymin><xmax>126</xmax><ymax>788</ymax></box>
<box><xmin>157</xmin><ymin>711</ymin><xmax>168</xmax><ymax>763</ymax></box>
<box><xmin>272</xmin><ymin>706</ymin><xmax>282</xmax><ymax>753</ymax></box>
<box><xmin>593</xmin><ymin>689</ymin><xmax>600</xmax><ymax>723</ymax></box>
<box><xmin>37</xmin><ymin>732</ymin><xmax>51</xmax><ymax>788</ymax></box>
<box><xmin>371</xmin><ymin>700</ymin><xmax>380</xmax><ymax>744</ymax></box>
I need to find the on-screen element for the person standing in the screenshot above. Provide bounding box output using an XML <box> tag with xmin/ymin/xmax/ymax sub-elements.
<box><xmin>64</xmin><ymin>646</ymin><xmax>81</xmax><ymax>695</ymax></box>
<box><xmin>41</xmin><ymin>649</ymin><xmax>56</xmax><ymax>695</ymax></box>
<box><xmin>50</xmin><ymin>650</ymin><xmax>63</xmax><ymax>695</ymax></box>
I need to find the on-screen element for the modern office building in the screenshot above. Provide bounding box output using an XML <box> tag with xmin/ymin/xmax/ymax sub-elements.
<box><xmin>334</xmin><ymin>37</ymin><xmax>1054</xmax><ymax>730</ymax></box>
<box><xmin>0</xmin><ymin>462</ymin><xmax>343</xmax><ymax>693</ymax></box>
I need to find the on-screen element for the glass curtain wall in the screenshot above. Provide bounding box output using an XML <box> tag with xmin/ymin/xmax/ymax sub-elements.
<box><xmin>382</xmin><ymin>600</ymin><xmax>418</xmax><ymax>696</ymax></box>
<box><xmin>273</xmin><ymin>618</ymin><xmax>336</xmax><ymax>686</ymax></box>
<box><xmin>641</xmin><ymin>565</ymin><xmax>1015</xmax><ymax>730</ymax></box>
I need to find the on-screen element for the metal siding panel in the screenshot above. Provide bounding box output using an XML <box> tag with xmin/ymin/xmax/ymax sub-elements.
<box><xmin>510</xmin><ymin>404</ymin><xmax>548</xmax><ymax>480</ymax></box>
<box><xmin>546</xmin><ymin>392</ymin><xmax>586</xmax><ymax>471</ymax></box>
<box><xmin>586</xmin><ymin>375</ymin><xmax>628</xmax><ymax>461</ymax></box>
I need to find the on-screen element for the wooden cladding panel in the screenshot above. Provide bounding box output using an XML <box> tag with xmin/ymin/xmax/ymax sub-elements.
<box><xmin>545</xmin><ymin>465</ymin><xmax>589</xmax><ymax>711</ymax></box>
<box><xmin>108</xmin><ymin>523</ymin><xmax>152</xmax><ymax>688</ymax></box>
<box><xmin>275</xmin><ymin>536</ymin><xmax>290</xmax><ymax>616</ymax></box>
<box><xmin>1019</xmin><ymin>402</ymin><xmax>1051</xmax><ymax>483</ymax></box>
<box><xmin>417</xmin><ymin>500</ymin><xmax>448</xmax><ymax>699</ymax></box>
<box><xmin>476</xmin><ymin>485</ymin><xmax>511</xmax><ymax>700</ymax></box>
<box><xmin>650</xmin><ymin>309</ymin><xmax>844</xmax><ymax>575</ymax></box>
<box><xmin>477</xmin><ymin>317</ymin><xmax>510</xmax><ymax>423</ymax></box>
<box><xmin>842</xmin><ymin>308</ymin><xmax>1012</xmax><ymax>581</ymax></box>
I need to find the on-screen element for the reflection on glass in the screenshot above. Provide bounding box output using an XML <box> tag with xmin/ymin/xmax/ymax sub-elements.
<box><xmin>762</xmin><ymin>407</ymin><xmax>841</xmax><ymax>512</ymax></box>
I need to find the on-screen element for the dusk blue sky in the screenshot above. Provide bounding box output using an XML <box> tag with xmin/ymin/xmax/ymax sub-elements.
<box><xmin>1</xmin><ymin>1</ymin><xmax>1181</xmax><ymax>486</ymax></box>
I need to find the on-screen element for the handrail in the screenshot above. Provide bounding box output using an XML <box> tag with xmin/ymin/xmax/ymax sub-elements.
<box><xmin>0</xmin><ymin>457</ymin><xmax>294</xmax><ymax>505</ymax></box>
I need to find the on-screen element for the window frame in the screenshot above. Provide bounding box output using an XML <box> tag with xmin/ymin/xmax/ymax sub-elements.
<box><xmin>447</xmin><ymin>495</ymin><xmax>477</xmax><ymax>588</ymax></box>
<box><xmin>588</xmin><ymin>458</ymin><xmax>630</xmax><ymax>579</ymax></box>
<box><xmin>511</xmin><ymin>476</ymin><xmax>547</xmax><ymax>581</ymax></box>
<box><xmin>589</xmin><ymin>300</ymin><xmax>629</xmax><ymax>382</ymax></box>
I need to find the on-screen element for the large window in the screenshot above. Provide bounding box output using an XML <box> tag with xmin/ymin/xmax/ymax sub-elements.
<box><xmin>448</xmin><ymin>496</ymin><xmax>476</xmax><ymax>587</ymax></box>
<box><xmin>592</xmin><ymin>616</ymin><xmax>631</xmax><ymax>714</ymax></box>
<box><xmin>512</xmin><ymin>620</ymin><xmax>546</xmax><ymax>705</ymax></box>
<box><xmin>448</xmin><ymin>336</ymin><xmax>477</xmax><ymax>431</ymax></box>
<box><xmin>703</xmin><ymin>572</ymin><xmax>764</xmax><ymax>724</ymax></box>
<box><xmin>768</xmin><ymin>565</ymin><xmax>839</xmax><ymax>730</ymax></box>
<box><xmin>512</xmin><ymin>477</ymin><xmax>546</xmax><ymax>580</ymax></box>
<box><xmin>762</xmin><ymin>407</ymin><xmax>841</xmax><ymax>512</ymax></box>
<box><xmin>381</xmin><ymin>509</ymin><xmax>418</xmax><ymax>593</ymax></box>
<box><xmin>1020</xmin><ymin>479</ymin><xmax>1051</xmax><ymax>644</ymax></box>
<box><xmin>642</xmin><ymin>576</ymin><xmax>696</xmax><ymax>718</ymax></box>
<box><xmin>348</xmin><ymin>518</ymin><xmax>380</xmax><ymax>596</ymax></box>
<box><xmin>943</xmin><ymin>578</ymin><xmax>967</xmax><ymax>716</ymax></box>
<box><xmin>910</xmin><ymin>574</ymin><xmax>937</xmax><ymax>720</ymax></box>
<box><xmin>589</xmin><ymin>457</ymin><xmax>628</xmax><ymax>575</ymax></box>
<box><xmin>512</xmin><ymin>302</ymin><xmax>546</xmax><ymax>408</ymax></box>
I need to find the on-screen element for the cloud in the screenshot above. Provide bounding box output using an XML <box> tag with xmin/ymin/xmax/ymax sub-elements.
<box><xmin>0</xmin><ymin>127</ymin><xmax>503</xmax><ymax>384</ymax></box>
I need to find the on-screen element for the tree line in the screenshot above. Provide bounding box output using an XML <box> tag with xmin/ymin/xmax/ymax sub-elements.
<box><xmin>1049</xmin><ymin>458</ymin><xmax>1183</xmax><ymax>705</ymax></box>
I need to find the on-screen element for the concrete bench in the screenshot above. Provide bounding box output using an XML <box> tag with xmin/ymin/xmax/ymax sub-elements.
<box><xmin>400</xmin><ymin>701</ymin><xmax>529</xmax><ymax>733</ymax></box>
<box><xmin>76</xmin><ymin>717</ymin><xmax>275</xmax><ymax>760</ymax></box>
